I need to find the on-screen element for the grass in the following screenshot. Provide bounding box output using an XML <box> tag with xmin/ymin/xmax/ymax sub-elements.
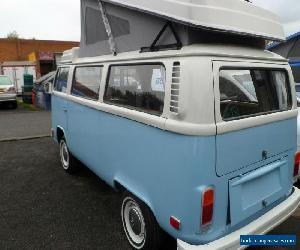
<box><xmin>17</xmin><ymin>99</ymin><xmax>41</xmax><ymax>112</ymax></box>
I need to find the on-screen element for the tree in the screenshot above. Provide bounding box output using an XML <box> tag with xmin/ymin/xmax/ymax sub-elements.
<box><xmin>7</xmin><ymin>31</ymin><xmax>19</xmax><ymax>39</ymax></box>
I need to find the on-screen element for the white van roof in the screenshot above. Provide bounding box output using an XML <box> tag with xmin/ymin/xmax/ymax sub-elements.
<box><xmin>64</xmin><ymin>44</ymin><xmax>287</xmax><ymax>65</ymax></box>
<box><xmin>102</xmin><ymin>0</ymin><xmax>285</xmax><ymax>41</ymax></box>
<box><xmin>60</xmin><ymin>47</ymin><xmax>80</xmax><ymax>64</ymax></box>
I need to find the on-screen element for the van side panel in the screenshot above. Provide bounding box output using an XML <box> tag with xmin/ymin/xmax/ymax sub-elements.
<box><xmin>51</xmin><ymin>94</ymin><xmax>69</xmax><ymax>141</ymax></box>
<box><xmin>66</xmin><ymin>101</ymin><xmax>228</xmax><ymax>244</ymax></box>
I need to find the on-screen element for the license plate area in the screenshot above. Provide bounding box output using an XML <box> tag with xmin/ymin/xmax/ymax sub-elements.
<box><xmin>229</xmin><ymin>157</ymin><xmax>289</xmax><ymax>227</ymax></box>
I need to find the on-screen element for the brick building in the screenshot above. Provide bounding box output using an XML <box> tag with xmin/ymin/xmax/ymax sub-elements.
<box><xmin>0</xmin><ymin>38</ymin><xmax>79</xmax><ymax>77</ymax></box>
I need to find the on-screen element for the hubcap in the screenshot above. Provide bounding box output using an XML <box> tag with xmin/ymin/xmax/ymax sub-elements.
<box><xmin>122</xmin><ymin>198</ymin><xmax>146</xmax><ymax>249</ymax></box>
<box><xmin>129</xmin><ymin>208</ymin><xmax>142</xmax><ymax>236</ymax></box>
<box><xmin>60</xmin><ymin>141</ymin><xmax>69</xmax><ymax>169</ymax></box>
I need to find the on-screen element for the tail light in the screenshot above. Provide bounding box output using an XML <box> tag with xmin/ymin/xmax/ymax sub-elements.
<box><xmin>294</xmin><ymin>152</ymin><xmax>300</xmax><ymax>177</ymax></box>
<box><xmin>201</xmin><ymin>187</ymin><xmax>214</xmax><ymax>228</ymax></box>
<box><xmin>7</xmin><ymin>86</ymin><xmax>16</xmax><ymax>93</ymax></box>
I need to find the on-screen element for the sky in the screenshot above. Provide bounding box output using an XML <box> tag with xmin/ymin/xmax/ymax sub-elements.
<box><xmin>0</xmin><ymin>0</ymin><xmax>298</xmax><ymax>41</ymax></box>
<box><xmin>252</xmin><ymin>0</ymin><xmax>300</xmax><ymax>36</ymax></box>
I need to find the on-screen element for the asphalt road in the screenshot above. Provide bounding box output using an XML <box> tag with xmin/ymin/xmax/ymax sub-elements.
<box><xmin>0</xmin><ymin>104</ymin><xmax>51</xmax><ymax>141</ymax></box>
<box><xmin>0</xmin><ymin>138</ymin><xmax>131</xmax><ymax>250</ymax></box>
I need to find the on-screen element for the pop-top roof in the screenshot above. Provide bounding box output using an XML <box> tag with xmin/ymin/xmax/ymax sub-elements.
<box><xmin>101</xmin><ymin>0</ymin><xmax>285</xmax><ymax>41</ymax></box>
<box><xmin>77</xmin><ymin>0</ymin><xmax>285</xmax><ymax>58</ymax></box>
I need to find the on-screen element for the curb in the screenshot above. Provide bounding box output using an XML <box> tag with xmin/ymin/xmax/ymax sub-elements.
<box><xmin>0</xmin><ymin>134</ymin><xmax>51</xmax><ymax>143</ymax></box>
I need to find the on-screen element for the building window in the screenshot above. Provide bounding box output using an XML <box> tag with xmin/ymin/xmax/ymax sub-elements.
<box><xmin>219</xmin><ymin>69</ymin><xmax>292</xmax><ymax>121</ymax></box>
<box><xmin>104</xmin><ymin>64</ymin><xmax>166</xmax><ymax>115</ymax></box>
<box><xmin>54</xmin><ymin>67</ymin><xmax>70</xmax><ymax>93</ymax></box>
<box><xmin>72</xmin><ymin>66</ymin><xmax>102</xmax><ymax>100</ymax></box>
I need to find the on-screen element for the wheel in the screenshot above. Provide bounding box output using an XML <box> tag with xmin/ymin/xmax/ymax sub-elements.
<box><xmin>121</xmin><ymin>192</ymin><xmax>164</xmax><ymax>250</ymax></box>
<box><xmin>10</xmin><ymin>101</ymin><xmax>18</xmax><ymax>109</ymax></box>
<box><xmin>59</xmin><ymin>138</ymin><xmax>79</xmax><ymax>174</ymax></box>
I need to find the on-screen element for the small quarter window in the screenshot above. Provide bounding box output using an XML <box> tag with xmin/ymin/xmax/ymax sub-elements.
<box><xmin>219</xmin><ymin>69</ymin><xmax>292</xmax><ymax>121</ymax></box>
<box><xmin>54</xmin><ymin>67</ymin><xmax>70</xmax><ymax>93</ymax></box>
<box><xmin>104</xmin><ymin>64</ymin><xmax>166</xmax><ymax>115</ymax></box>
<box><xmin>72</xmin><ymin>66</ymin><xmax>102</xmax><ymax>100</ymax></box>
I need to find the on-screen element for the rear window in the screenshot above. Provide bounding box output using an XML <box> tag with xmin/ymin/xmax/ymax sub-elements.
<box><xmin>219</xmin><ymin>69</ymin><xmax>292</xmax><ymax>121</ymax></box>
<box><xmin>0</xmin><ymin>76</ymin><xmax>12</xmax><ymax>85</ymax></box>
<box><xmin>104</xmin><ymin>64</ymin><xmax>166</xmax><ymax>116</ymax></box>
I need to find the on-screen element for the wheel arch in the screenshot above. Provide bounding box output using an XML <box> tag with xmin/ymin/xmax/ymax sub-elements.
<box><xmin>56</xmin><ymin>126</ymin><xmax>66</xmax><ymax>143</ymax></box>
<box><xmin>113</xmin><ymin>178</ymin><xmax>159</xmax><ymax>226</ymax></box>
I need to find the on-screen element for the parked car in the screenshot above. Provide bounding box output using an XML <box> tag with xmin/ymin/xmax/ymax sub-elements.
<box><xmin>51</xmin><ymin>52</ymin><xmax>300</xmax><ymax>249</ymax></box>
<box><xmin>33</xmin><ymin>71</ymin><xmax>56</xmax><ymax>110</ymax></box>
<box><xmin>34</xmin><ymin>71</ymin><xmax>56</xmax><ymax>93</ymax></box>
<box><xmin>0</xmin><ymin>75</ymin><xmax>17</xmax><ymax>109</ymax></box>
<box><xmin>52</xmin><ymin>1</ymin><xmax>300</xmax><ymax>249</ymax></box>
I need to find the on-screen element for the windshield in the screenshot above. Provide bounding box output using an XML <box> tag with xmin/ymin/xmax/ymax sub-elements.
<box><xmin>0</xmin><ymin>76</ymin><xmax>12</xmax><ymax>86</ymax></box>
<box><xmin>219</xmin><ymin>69</ymin><xmax>292</xmax><ymax>121</ymax></box>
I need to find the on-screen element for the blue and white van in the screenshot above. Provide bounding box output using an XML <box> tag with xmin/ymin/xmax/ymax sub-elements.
<box><xmin>51</xmin><ymin>45</ymin><xmax>300</xmax><ymax>249</ymax></box>
<box><xmin>51</xmin><ymin>0</ymin><xmax>300</xmax><ymax>249</ymax></box>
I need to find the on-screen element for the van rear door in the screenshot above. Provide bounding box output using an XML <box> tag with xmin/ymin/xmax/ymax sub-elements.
<box><xmin>213</xmin><ymin>61</ymin><xmax>297</xmax><ymax>225</ymax></box>
<box><xmin>213</xmin><ymin>61</ymin><xmax>296</xmax><ymax>176</ymax></box>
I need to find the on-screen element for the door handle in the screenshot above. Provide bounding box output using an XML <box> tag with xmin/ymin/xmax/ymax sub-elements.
<box><xmin>63</xmin><ymin>107</ymin><xmax>68</xmax><ymax>112</ymax></box>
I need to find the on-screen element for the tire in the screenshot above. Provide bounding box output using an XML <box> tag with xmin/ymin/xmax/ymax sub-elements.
<box><xmin>121</xmin><ymin>192</ymin><xmax>164</xmax><ymax>250</ymax></box>
<box><xmin>59</xmin><ymin>138</ymin><xmax>80</xmax><ymax>174</ymax></box>
<box><xmin>10</xmin><ymin>101</ymin><xmax>18</xmax><ymax>109</ymax></box>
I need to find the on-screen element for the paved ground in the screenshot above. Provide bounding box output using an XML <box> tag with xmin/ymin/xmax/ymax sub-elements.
<box><xmin>0</xmin><ymin>105</ymin><xmax>299</xmax><ymax>250</ymax></box>
<box><xmin>0</xmin><ymin>138</ymin><xmax>131</xmax><ymax>250</ymax></box>
<box><xmin>0</xmin><ymin>104</ymin><xmax>51</xmax><ymax>140</ymax></box>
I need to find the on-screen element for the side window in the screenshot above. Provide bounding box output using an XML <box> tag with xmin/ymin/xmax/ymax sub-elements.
<box><xmin>54</xmin><ymin>67</ymin><xmax>70</xmax><ymax>93</ymax></box>
<box><xmin>104</xmin><ymin>64</ymin><xmax>166</xmax><ymax>116</ymax></box>
<box><xmin>71</xmin><ymin>66</ymin><xmax>102</xmax><ymax>100</ymax></box>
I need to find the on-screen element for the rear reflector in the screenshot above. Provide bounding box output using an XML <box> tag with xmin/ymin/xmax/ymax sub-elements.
<box><xmin>170</xmin><ymin>216</ymin><xmax>181</xmax><ymax>230</ymax></box>
<box><xmin>294</xmin><ymin>152</ymin><xmax>300</xmax><ymax>177</ymax></box>
<box><xmin>201</xmin><ymin>187</ymin><xmax>214</xmax><ymax>227</ymax></box>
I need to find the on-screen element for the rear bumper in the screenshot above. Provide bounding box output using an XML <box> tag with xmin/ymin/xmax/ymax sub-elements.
<box><xmin>177</xmin><ymin>187</ymin><xmax>300</xmax><ymax>250</ymax></box>
<box><xmin>0</xmin><ymin>93</ymin><xmax>17</xmax><ymax>102</ymax></box>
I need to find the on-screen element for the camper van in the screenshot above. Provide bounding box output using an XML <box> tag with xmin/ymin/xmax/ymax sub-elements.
<box><xmin>51</xmin><ymin>0</ymin><xmax>300</xmax><ymax>249</ymax></box>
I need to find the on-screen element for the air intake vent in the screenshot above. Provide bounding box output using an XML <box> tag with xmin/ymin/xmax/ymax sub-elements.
<box><xmin>170</xmin><ymin>62</ymin><xmax>180</xmax><ymax>114</ymax></box>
